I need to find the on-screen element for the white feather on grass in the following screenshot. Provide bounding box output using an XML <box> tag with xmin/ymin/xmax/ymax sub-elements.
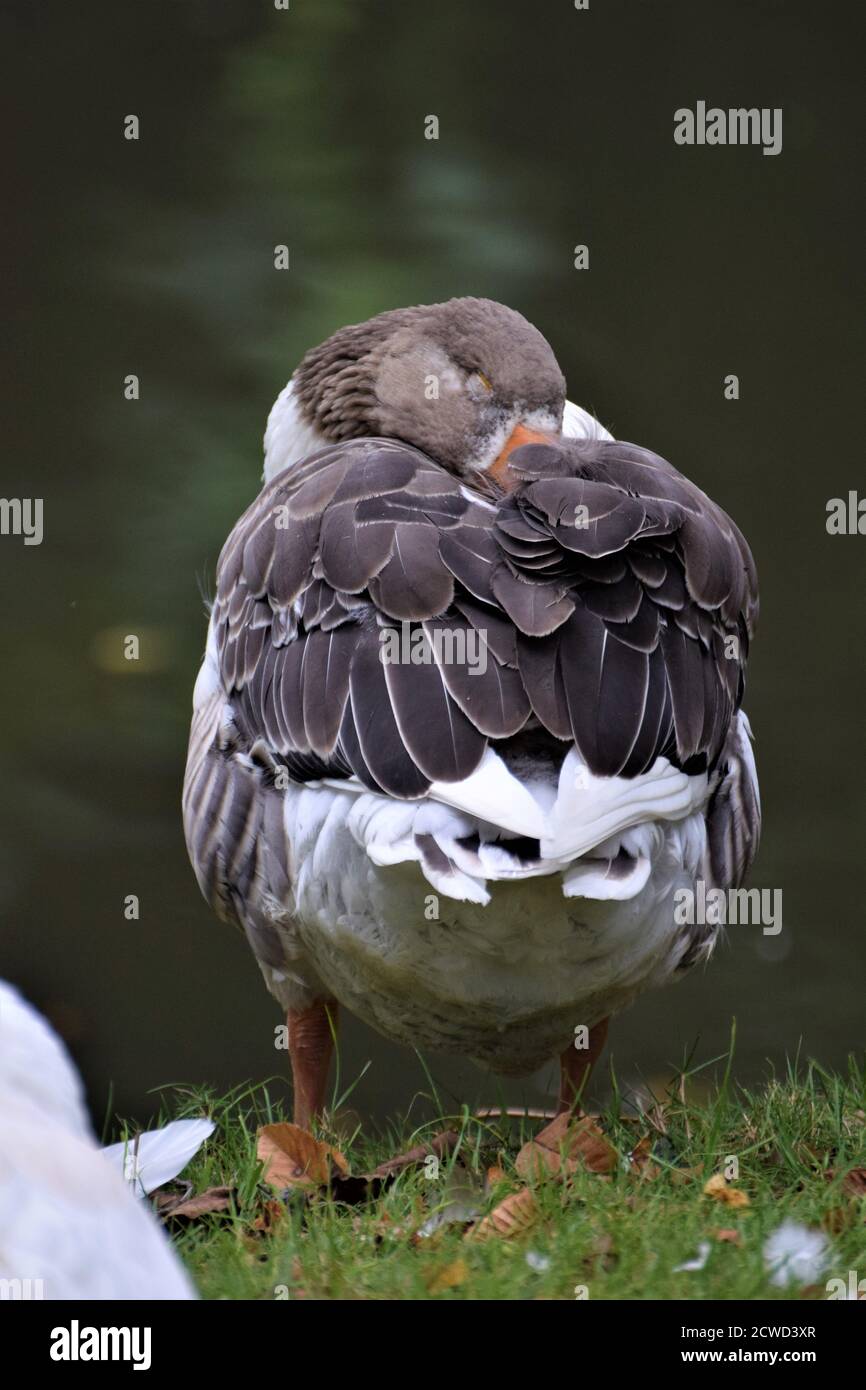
<box><xmin>763</xmin><ymin>1220</ymin><xmax>829</xmax><ymax>1288</ymax></box>
<box><xmin>103</xmin><ymin>1118</ymin><xmax>215</xmax><ymax>1198</ymax></box>
<box><xmin>673</xmin><ymin>1241</ymin><xmax>711</xmax><ymax>1273</ymax></box>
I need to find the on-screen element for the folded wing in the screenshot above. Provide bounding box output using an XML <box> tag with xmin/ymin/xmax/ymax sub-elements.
<box><xmin>212</xmin><ymin>436</ymin><xmax>758</xmax><ymax>815</ymax></box>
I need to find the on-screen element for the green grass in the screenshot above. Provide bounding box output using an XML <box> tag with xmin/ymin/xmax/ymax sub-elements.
<box><xmin>120</xmin><ymin>1052</ymin><xmax>866</xmax><ymax>1301</ymax></box>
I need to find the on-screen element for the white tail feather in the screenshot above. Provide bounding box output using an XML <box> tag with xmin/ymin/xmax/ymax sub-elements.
<box><xmin>542</xmin><ymin>751</ymin><xmax>708</xmax><ymax>860</ymax></box>
<box><xmin>332</xmin><ymin>745</ymin><xmax>708</xmax><ymax>906</ymax></box>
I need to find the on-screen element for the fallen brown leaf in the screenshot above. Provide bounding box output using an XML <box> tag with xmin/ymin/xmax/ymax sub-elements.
<box><xmin>516</xmin><ymin>1113</ymin><xmax>617</xmax><ymax>1180</ymax></box>
<box><xmin>713</xmin><ymin>1227</ymin><xmax>743</xmax><ymax>1246</ymax></box>
<box><xmin>628</xmin><ymin>1134</ymin><xmax>661</xmax><ymax>1181</ymax></box>
<box><xmin>426</xmin><ymin>1258</ymin><xmax>469</xmax><ymax>1292</ymax></box>
<box><xmin>467</xmin><ymin>1186</ymin><xmax>537</xmax><ymax>1241</ymax></box>
<box><xmin>841</xmin><ymin>1167</ymin><xmax>866</xmax><ymax>1199</ymax></box>
<box><xmin>252</xmin><ymin>1198</ymin><xmax>287</xmax><ymax>1234</ymax></box>
<box><xmin>257</xmin><ymin>1123</ymin><xmax>348</xmax><ymax>1189</ymax></box>
<box><xmin>703</xmin><ymin>1173</ymin><xmax>750</xmax><ymax>1208</ymax></box>
<box><xmin>630</xmin><ymin>1134</ymin><xmax>653</xmax><ymax>1163</ymax></box>
<box><xmin>821</xmin><ymin>1207</ymin><xmax>853</xmax><ymax>1236</ymax></box>
<box><xmin>152</xmin><ymin>1181</ymin><xmax>193</xmax><ymax>1216</ymax></box>
<box><xmin>821</xmin><ymin>1166</ymin><xmax>866</xmax><ymax>1210</ymax></box>
<box><xmin>158</xmin><ymin>1185</ymin><xmax>233</xmax><ymax>1221</ymax></box>
<box><xmin>370</xmin><ymin>1129</ymin><xmax>459</xmax><ymax>1178</ymax></box>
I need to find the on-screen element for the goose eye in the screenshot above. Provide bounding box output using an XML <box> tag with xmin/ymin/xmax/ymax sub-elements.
<box><xmin>474</xmin><ymin>371</ymin><xmax>493</xmax><ymax>393</ymax></box>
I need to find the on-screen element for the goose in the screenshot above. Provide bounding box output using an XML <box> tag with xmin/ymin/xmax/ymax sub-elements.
<box><xmin>0</xmin><ymin>981</ymin><xmax>196</xmax><ymax>1299</ymax></box>
<box><xmin>183</xmin><ymin>297</ymin><xmax>759</xmax><ymax>1128</ymax></box>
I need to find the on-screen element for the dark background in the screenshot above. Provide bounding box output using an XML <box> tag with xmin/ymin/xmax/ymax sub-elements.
<box><xmin>1</xmin><ymin>0</ymin><xmax>863</xmax><ymax>1127</ymax></box>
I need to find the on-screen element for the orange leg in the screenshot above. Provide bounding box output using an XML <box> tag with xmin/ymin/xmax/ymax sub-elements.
<box><xmin>557</xmin><ymin>1017</ymin><xmax>609</xmax><ymax>1115</ymax></box>
<box><xmin>287</xmin><ymin>1000</ymin><xmax>338</xmax><ymax>1129</ymax></box>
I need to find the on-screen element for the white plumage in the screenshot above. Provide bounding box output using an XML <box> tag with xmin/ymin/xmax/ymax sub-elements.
<box><xmin>257</xmin><ymin>766</ymin><xmax>714</xmax><ymax>1071</ymax></box>
<box><xmin>0</xmin><ymin>982</ymin><xmax>196</xmax><ymax>1300</ymax></box>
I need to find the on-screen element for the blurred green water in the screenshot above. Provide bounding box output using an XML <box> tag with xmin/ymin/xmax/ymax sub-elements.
<box><xmin>1</xmin><ymin>0</ymin><xmax>863</xmax><ymax>1123</ymax></box>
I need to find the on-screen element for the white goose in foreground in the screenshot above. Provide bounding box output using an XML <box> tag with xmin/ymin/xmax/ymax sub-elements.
<box><xmin>0</xmin><ymin>981</ymin><xmax>196</xmax><ymax>1299</ymax></box>
<box><xmin>183</xmin><ymin>298</ymin><xmax>760</xmax><ymax>1126</ymax></box>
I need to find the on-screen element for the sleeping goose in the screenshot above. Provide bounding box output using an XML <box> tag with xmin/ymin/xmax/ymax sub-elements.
<box><xmin>183</xmin><ymin>297</ymin><xmax>759</xmax><ymax>1127</ymax></box>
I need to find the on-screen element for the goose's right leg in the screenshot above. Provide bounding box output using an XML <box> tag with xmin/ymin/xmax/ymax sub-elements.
<box><xmin>287</xmin><ymin>1000</ymin><xmax>338</xmax><ymax>1129</ymax></box>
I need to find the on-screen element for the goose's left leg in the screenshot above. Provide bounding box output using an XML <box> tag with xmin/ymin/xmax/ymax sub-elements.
<box><xmin>557</xmin><ymin>1017</ymin><xmax>609</xmax><ymax>1114</ymax></box>
<box><xmin>288</xmin><ymin>1000</ymin><xmax>338</xmax><ymax>1129</ymax></box>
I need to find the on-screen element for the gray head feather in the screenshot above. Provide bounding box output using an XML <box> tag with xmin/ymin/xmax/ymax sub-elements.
<box><xmin>293</xmin><ymin>297</ymin><xmax>567</xmax><ymax>475</ymax></box>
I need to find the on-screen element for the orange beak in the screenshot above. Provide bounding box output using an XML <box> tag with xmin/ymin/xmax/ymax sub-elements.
<box><xmin>487</xmin><ymin>422</ymin><xmax>558</xmax><ymax>490</ymax></box>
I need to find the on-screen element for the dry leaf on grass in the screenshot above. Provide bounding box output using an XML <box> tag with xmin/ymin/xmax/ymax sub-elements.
<box><xmin>703</xmin><ymin>1173</ymin><xmax>750</xmax><ymax>1208</ymax></box>
<box><xmin>822</xmin><ymin>1206</ymin><xmax>854</xmax><ymax>1236</ymax></box>
<box><xmin>820</xmin><ymin>1166</ymin><xmax>866</xmax><ymax>1210</ymax></box>
<box><xmin>152</xmin><ymin>1181</ymin><xmax>193</xmax><ymax>1215</ymax></box>
<box><xmin>157</xmin><ymin>1185</ymin><xmax>233</xmax><ymax>1221</ymax></box>
<box><xmin>467</xmin><ymin>1186</ymin><xmax>537</xmax><ymax>1241</ymax></box>
<box><xmin>370</xmin><ymin>1129</ymin><xmax>459</xmax><ymax>1178</ymax></box>
<box><xmin>252</xmin><ymin>1198</ymin><xmax>288</xmax><ymax>1234</ymax></box>
<box><xmin>257</xmin><ymin>1123</ymin><xmax>348</xmax><ymax>1189</ymax></box>
<box><xmin>516</xmin><ymin>1113</ymin><xmax>617</xmax><ymax>1180</ymax></box>
<box><xmin>840</xmin><ymin>1167</ymin><xmax>866</xmax><ymax>1199</ymax></box>
<box><xmin>426</xmin><ymin>1258</ymin><xmax>469</xmax><ymax>1293</ymax></box>
<box><xmin>713</xmin><ymin>1227</ymin><xmax>744</xmax><ymax>1246</ymax></box>
<box><xmin>628</xmin><ymin>1134</ymin><xmax>661</xmax><ymax>1181</ymax></box>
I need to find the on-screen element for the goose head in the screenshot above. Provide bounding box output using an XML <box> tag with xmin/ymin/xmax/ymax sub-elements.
<box><xmin>265</xmin><ymin>297</ymin><xmax>568</xmax><ymax>485</ymax></box>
